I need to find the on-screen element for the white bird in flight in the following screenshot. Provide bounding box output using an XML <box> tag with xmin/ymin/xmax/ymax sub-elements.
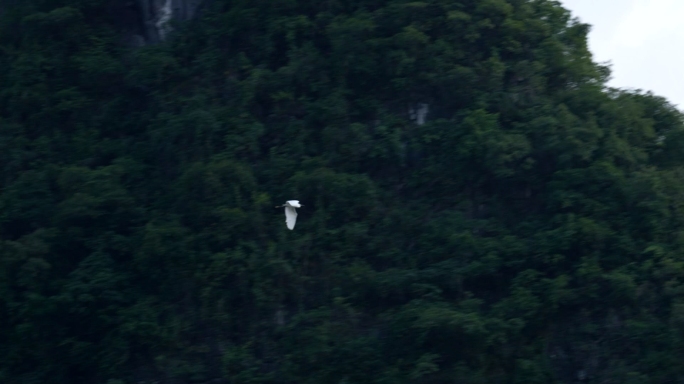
<box><xmin>275</xmin><ymin>200</ymin><xmax>303</xmax><ymax>230</ymax></box>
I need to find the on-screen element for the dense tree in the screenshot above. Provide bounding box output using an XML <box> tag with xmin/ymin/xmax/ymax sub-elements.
<box><xmin>2</xmin><ymin>0</ymin><xmax>684</xmax><ymax>383</ymax></box>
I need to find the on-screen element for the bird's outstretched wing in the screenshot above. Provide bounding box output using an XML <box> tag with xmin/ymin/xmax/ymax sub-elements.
<box><xmin>285</xmin><ymin>206</ymin><xmax>298</xmax><ymax>230</ymax></box>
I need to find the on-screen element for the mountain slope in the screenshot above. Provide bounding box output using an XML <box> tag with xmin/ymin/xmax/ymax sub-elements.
<box><xmin>2</xmin><ymin>0</ymin><xmax>684</xmax><ymax>383</ymax></box>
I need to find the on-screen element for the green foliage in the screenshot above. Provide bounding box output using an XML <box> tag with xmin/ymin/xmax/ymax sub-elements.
<box><xmin>2</xmin><ymin>0</ymin><xmax>684</xmax><ymax>383</ymax></box>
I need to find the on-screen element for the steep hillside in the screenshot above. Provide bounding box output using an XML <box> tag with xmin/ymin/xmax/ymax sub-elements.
<box><xmin>2</xmin><ymin>0</ymin><xmax>684</xmax><ymax>383</ymax></box>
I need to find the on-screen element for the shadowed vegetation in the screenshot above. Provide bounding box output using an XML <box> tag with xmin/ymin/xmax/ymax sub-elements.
<box><xmin>2</xmin><ymin>0</ymin><xmax>684</xmax><ymax>383</ymax></box>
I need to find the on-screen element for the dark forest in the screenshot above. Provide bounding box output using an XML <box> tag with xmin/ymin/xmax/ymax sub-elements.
<box><xmin>2</xmin><ymin>0</ymin><xmax>684</xmax><ymax>383</ymax></box>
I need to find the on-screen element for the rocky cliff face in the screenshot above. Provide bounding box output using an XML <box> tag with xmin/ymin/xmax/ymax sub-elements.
<box><xmin>121</xmin><ymin>0</ymin><xmax>205</xmax><ymax>46</ymax></box>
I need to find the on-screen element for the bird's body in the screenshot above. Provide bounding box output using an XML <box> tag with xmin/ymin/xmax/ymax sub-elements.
<box><xmin>276</xmin><ymin>200</ymin><xmax>303</xmax><ymax>230</ymax></box>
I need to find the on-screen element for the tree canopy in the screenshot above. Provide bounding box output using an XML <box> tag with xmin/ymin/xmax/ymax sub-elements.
<box><xmin>2</xmin><ymin>0</ymin><xmax>684</xmax><ymax>383</ymax></box>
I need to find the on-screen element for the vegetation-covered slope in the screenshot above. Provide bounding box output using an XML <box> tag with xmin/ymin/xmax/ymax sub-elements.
<box><xmin>2</xmin><ymin>0</ymin><xmax>684</xmax><ymax>383</ymax></box>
